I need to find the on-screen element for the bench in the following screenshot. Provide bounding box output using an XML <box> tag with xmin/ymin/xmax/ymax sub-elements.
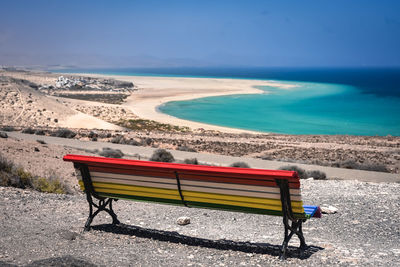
<box><xmin>63</xmin><ymin>154</ymin><xmax>321</xmax><ymax>259</ymax></box>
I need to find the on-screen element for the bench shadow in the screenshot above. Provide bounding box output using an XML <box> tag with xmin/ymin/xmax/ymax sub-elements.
<box><xmin>91</xmin><ymin>223</ymin><xmax>324</xmax><ymax>259</ymax></box>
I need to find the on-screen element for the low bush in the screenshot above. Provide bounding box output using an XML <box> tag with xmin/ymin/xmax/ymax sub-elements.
<box><xmin>177</xmin><ymin>146</ymin><xmax>197</xmax><ymax>152</ymax></box>
<box><xmin>0</xmin><ymin>153</ymin><xmax>14</xmax><ymax>173</ymax></box>
<box><xmin>279</xmin><ymin>165</ymin><xmax>308</xmax><ymax>179</ymax></box>
<box><xmin>0</xmin><ymin>153</ymin><xmax>72</xmax><ymax>194</ymax></box>
<box><xmin>1</xmin><ymin>166</ymin><xmax>33</xmax><ymax>189</ymax></box>
<box><xmin>51</xmin><ymin>128</ymin><xmax>76</xmax><ymax>138</ymax></box>
<box><xmin>1</xmin><ymin>126</ymin><xmax>15</xmax><ymax>132</ymax></box>
<box><xmin>306</xmin><ymin>170</ymin><xmax>327</xmax><ymax>180</ymax></box>
<box><xmin>333</xmin><ymin>159</ymin><xmax>389</xmax><ymax>173</ymax></box>
<box><xmin>34</xmin><ymin>129</ymin><xmax>45</xmax><ymax>135</ymax></box>
<box><xmin>183</xmin><ymin>158</ymin><xmax>199</xmax><ymax>165</ymax></box>
<box><xmin>88</xmin><ymin>131</ymin><xmax>98</xmax><ymax>138</ymax></box>
<box><xmin>33</xmin><ymin>172</ymin><xmax>69</xmax><ymax>194</ymax></box>
<box><xmin>111</xmin><ymin>135</ymin><xmax>124</xmax><ymax>144</ymax></box>
<box><xmin>126</xmin><ymin>139</ymin><xmax>141</xmax><ymax>146</ymax></box>
<box><xmin>230</xmin><ymin>162</ymin><xmax>250</xmax><ymax>168</ymax></box>
<box><xmin>142</xmin><ymin>138</ymin><xmax>153</xmax><ymax>146</ymax></box>
<box><xmin>14</xmin><ymin>167</ymin><xmax>35</xmax><ymax>188</ymax></box>
<box><xmin>98</xmin><ymin>147</ymin><xmax>124</xmax><ymax>158</ymax></box>
<box><xmin>150</xmin><ymin>149</ymin><xmax>175</xmax><ymax>163</ymax></box>
<box><xmin>22</xmin><ymin>127</ymin><xmax>35</xmax><ymax>134</ymax></box>
<box><xmin>359</xmin><ymin>162</ymin><xmax>389</xmax><ymax>172</ymax></box>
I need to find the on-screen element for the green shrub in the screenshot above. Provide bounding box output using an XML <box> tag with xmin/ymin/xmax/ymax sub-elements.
<box><xmin>22</xmin><ymin>127</ymin><xmax>35</xmax><ymax>134</ymax></box>
<box><xmin>34</xmin><ymin>129</ymin><xmax>45</xmax><ymax>135</ymax></box>
<box><xmin>14</xmin><ymin>167</ymin><xmax>34</xmax><ymax>188</ymax></box>
<box><xmin>0</xmin><ymin>153</ymin><xmax>14</xmax><ymax>173</ymax></box>
<box><xmin>359</xmin><ymin>163</ymin><xmax>389</xmax><ymax>172</ymax></box>
<box><xmin>306</xmin><ymin>170</ymin><xmax>327</xmax><ymax>180</ymax></box>
<box><xmin>333</xmin><ymin>159</ymin><xmax>389</xmax><ymax>173</ymax></box>
<box><xmin>279</xmin><ymin>165</ymin><xmax>308</xmax><ymax>179</ymax></box>
<box><xmin>0</xmin><ymin>153</ymin><xmax>69</xmax><ymax>193</ymax></box>
<box><xmin>183</xmin><ymin>158</ymin><xmax>199</xmax><ymax>165</ymax></box>
<box><xmin>33</xmin><ymin>177</ymin><xmax>66</xmax><ymax>194</ymax></box>
<box><xmin>98</xmin><ymin>147</ymin><xmax>124</xmax><ymax>158</ymax></box>
<box><xmin>150</xmin><ymin>149</ymin><xmax>175</xmax><ymax>163</ymax></box>
<box><xmin>88</xmin><ymin>131</ymin><xmax>98</xmax><ymax>138</ymax></box>
<box><xmin>143</xmin><ymin>138</ymin><xmax>153</xmax><ymax>146</ymax></box>
<box><xmin>230</xmin><ymin>162</ymin><xmax>250</xmax><ymax>168</ymax></box>
<box><xmin>0</xmin><ymin>171</ymin><xmax>13</xmax><ymax>187</ymax></box>
<box><xmin>111</xmin><ymin>135</ymin><xmax>124</xmax><ymax>144</ymax></box>
<box><xmin>177</xmin><ymin>146</ymin><xmax>197</xmax><ymax>152</ymax></box>
<box><xmin>51</xmin><ymin>128</ymin><xmax>76</xmax><ymax>138</ymax></box>
<box><xmin>1</xmin><ymin>126</ymin><xmax>15</xmax><ymax>132</ymax></box>
<box><xmin>126</xmin><ymin>139</ymin><xmax>141</xmax><ymax>146</ymax></box>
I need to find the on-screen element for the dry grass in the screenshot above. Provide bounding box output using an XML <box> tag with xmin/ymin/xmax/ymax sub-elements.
<box><xmin>0</xmin><ymin>153</ymin><xmax>71</xmax><ymax>194</ymax></box>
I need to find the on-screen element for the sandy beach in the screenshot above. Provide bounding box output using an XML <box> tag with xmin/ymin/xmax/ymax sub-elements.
<box><xmin>76</xmin><ymin>73</ymin><xmax>297</xmax><ymax>133</ymax></box>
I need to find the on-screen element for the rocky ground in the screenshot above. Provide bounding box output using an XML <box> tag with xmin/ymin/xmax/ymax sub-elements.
<box><xmin>0</xmin><ymin>177</ymin><xmax>399</xmax><ymax>266</ymax></box>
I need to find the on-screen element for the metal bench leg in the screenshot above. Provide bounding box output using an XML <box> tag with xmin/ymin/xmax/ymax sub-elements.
<box><xmin>296</xmin><ymin>220</ymin><xmax>308</xmax><ymax>259</ymax></box>
<box><xmin>280</xmin><ymin>225</ymin><xmax>294</xmax><ymax>260</ymax></box>
<box><xmin>280</xmin><ymin>219</ymin><xmax>308</xmax><ymax>260</ymax></box>
<box><xmin>76</xmin><ymin>163</ymin><xmax>120</xmax><ymax>231</ymax></box>
<box><xmin>84</xmin><ymin>197</ymin><xmax>120</xmax><ymax>231</ymax></box>
<box><xmin>106</xmin><ymin>198</ymin><xmax>120</xmax><ymax>225</ymax></box>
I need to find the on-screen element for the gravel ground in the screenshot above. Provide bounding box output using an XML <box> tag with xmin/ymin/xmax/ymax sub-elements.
<box><xmin>1</xmin><ymin>179</ymin><xmax>399</xmax><ymax>266</ymax></box>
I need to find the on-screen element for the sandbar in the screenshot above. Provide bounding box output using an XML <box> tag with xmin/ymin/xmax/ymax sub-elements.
<box><xmin>74</xmin><ymin>74</ymin><xmax>296</xmax><ymax>133</ymax></box>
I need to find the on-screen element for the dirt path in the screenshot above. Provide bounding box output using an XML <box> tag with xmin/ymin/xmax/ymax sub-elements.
<box><xmin>6</xmin><ymin>132</ymin><xmax>400</xmax><ymax>183</ymax></box>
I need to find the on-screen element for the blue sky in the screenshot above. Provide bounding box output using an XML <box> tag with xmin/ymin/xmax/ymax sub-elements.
<box><xmin>1</xmin><ymin>0</ymin><xmax>399</xmax><ymax>67</ymax></box>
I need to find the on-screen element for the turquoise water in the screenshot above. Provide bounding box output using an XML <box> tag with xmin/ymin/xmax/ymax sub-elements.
<box><xmin>159</xmin><ymin>81</ymin><xmax>400</xmax><ymax>136</ymax></box>
<box><xmin>54</xmin><ymin>67</ymin><xmax>400</xmax><ymax>136</ymax></box>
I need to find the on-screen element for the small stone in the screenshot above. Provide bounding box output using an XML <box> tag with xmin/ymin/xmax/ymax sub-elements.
<box><xmin>0</xmin><ymin>132</ymin><xmax>8</xmax><ymax>138</ymax></box>
<box><xmin>321</xmin><ymin>205</ymin><xmax>338</xmax><ymax>214</ymax></box>
<box><xmin>34</xmin><ymin>147</ymin><xmax>40</xmax><ymax>152</ymax></box>
<box><xmin>177</xmin><ymin>216</ymin><xmax>190</xmax><ymax>225</ymax></box>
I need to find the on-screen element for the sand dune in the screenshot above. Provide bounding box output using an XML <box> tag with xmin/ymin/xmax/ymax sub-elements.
<box><xmin>0</xmin><ymin>73</ymin><xmax>123</xmax><ymax>130</ymax></box>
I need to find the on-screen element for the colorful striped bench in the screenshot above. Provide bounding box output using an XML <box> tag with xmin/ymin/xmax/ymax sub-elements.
<box><xmin>63</xmin><ymin>154</ymin><xmax>321</xmax><ymax>259</ymax></box>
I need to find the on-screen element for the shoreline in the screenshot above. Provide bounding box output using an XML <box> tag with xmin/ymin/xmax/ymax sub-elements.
<box><xmin>70</xmin><ymin>73</ymin><xmax>296</xmax><ymax>133</ymax></box>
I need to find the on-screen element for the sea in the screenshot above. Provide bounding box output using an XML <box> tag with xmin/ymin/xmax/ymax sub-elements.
<box><xmin>54</xmin><ymin>67</ymin><xmax>400</xmax><ymax>136</ymax></box>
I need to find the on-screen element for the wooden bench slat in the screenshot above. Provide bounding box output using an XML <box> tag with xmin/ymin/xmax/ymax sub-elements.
<box><xmin>92</xmin><ymin>177</ymin><xmax>302</xmax><ymax>201</ymax></box>
<box><xmin>64</xmin><ymin>155</ymin><xmax>300</xmax><ymax>182</ymax></box>
<box><xmin>78</xmin><ymin>181</ymin><xmax>305</xmax><ymax>213</ymax></box>
<box><xmin>98</xmin><ymin>191</ymin><xmax>308</xmax><ymax>219</ymax></box>
<box><xmin>91</xmin><ymin>185</ymin><xmax>304</xmax><ymax>213</ymax></box>
<box><xmin>86</xmin><ymin>166</ymin><xmax>300</xmax><ymax>189</ymax></box>
<box><xmin>178</xmin><ymin>173</ymin><xmax>300</xmax><ymax>189</ymax></box>
<box><xmin>77</xmin><ymin>173</ymin><xmax>302</xmax><ymax>200</ymax></box>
